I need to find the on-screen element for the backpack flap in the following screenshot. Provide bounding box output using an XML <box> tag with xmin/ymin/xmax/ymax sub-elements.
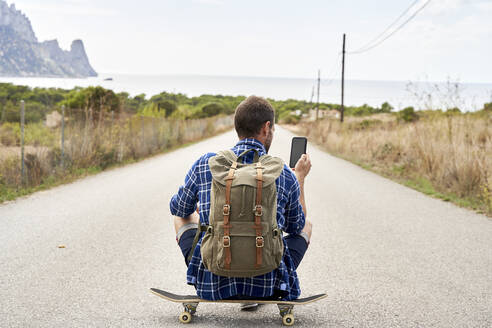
<box><xmin>208</xmin><ymin>150</ymin><xmax>284</xmax><ymax>187</ymax></box>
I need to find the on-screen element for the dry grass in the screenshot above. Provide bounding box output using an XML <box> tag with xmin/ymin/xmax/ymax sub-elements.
<box><xmin>289</xmin><ymin>112</ymin><xmax>492</xmax><ymax>215</ymax></box>
<box><xmin>0</xmin><ymin>114</ymin><xmax>233</xmax><ymax>191</ymax></box>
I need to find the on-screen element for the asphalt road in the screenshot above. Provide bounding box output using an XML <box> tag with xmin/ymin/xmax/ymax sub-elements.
<box><xmin>1</xmin><ymin>126</ymin><xmax>491</xmax><ymax>327</ymax></box>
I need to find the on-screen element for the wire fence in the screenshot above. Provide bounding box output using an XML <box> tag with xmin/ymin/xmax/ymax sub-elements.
<box><xmin>0</xmin><ymin>103</ymin><xmax>233</xmax><ymax>189</ymax></box>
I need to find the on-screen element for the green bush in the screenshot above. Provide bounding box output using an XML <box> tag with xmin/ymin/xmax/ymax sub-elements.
<box><xmin>278</xmin><ymin>111</ymin><xmax>300</xmax><ymax>124</ymax></box>
<box><xmin>157</xmin><ymin>100</ymin><xmax>178</xmax><ymax>117</ymax></box>
<box><xmin>1</xmin><ymin>101</ymin><xmax>19</xmax><ymax>122</ymax></box>
<box><xmin>446</xmin><ymin>107</ymin><xmax>461</xmax><ymax>113</ymax></box>
<box><xmin>398</xmin><ymin>107</ymin><xmax>419</xmax><ymax>122</ymax></box>
<box><xmin>201</xmin><ymin>103</ymin><xmax>224</xmax><ymax>117</ymax></box>
<box><xmin>64</xmin><ymin>86</ymin><xmax>120</xmax><ymax>122</ymax></box>
<box><xmin>141</xmin><ymin>103</ymin><xmax>165</xmax><ymax>118</ymax></box>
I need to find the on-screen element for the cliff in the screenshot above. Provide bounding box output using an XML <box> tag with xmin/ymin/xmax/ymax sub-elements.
<box><xmin>0</xmin><ymin>1</ymin><xmax>97</xmax><ymax>77</ymax></box>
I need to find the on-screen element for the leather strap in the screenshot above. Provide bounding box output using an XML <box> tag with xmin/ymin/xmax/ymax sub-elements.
<box><xmin>254</xmin><ymin>161</ymin><xmax>264</xmax><ymax>268</ymax></box>
<box><xmin>223</xmin><ymin>161</ymin><xmax>237</xmax><ymax>270</ymax></box>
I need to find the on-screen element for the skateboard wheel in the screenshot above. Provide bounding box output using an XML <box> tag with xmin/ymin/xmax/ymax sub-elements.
<box><xmin>282</xmin><ymin>313</ymin><xmax>295</xmax><ymax>326</ymax></box>
<box><xmin>179</xmin><ymin>311</ymin><xmax>192</xmax><ymax>324</ymax></box>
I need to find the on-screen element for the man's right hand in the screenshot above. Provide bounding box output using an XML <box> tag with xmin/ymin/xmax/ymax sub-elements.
<box><xmin>293</xmin><ymin>153</ymin><xmax>311</xmax><ymax>181</ymax></box>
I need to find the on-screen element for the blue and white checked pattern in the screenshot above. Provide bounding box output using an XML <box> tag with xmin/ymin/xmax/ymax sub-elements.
<box><xmin>170</xmin><ymin>138</ymin><xmax>305</xmax><ymax>300</ymax></box>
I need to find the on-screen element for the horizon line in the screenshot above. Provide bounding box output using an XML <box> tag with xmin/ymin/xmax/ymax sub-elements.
<box><xmin>96</xmin><ymin>72</ymin><xmax>492</xmax><ymax>86</ymax></box>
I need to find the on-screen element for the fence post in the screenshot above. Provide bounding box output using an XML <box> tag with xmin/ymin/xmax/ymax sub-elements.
<box><xmin>61</xmin><ymin>105</ymin><xmax>65</xmax><ymax>169</ymax></box>
<box><xmin>20</xmin><ymin>100</ymin><xmax>25</xmax><ymax>185</ymax></box>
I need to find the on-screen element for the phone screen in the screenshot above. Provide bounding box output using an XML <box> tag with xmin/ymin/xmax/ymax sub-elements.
<box><xmin>289</xmin><ymin>137</ymin><xmax>307</xmax><ymax>168</ymax></box>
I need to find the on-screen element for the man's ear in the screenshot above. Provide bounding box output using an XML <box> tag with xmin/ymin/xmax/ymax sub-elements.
<box><xmin>256</xmin><ymin>121</ymin><xmax>271</xmax><ymax>139</ymax></box>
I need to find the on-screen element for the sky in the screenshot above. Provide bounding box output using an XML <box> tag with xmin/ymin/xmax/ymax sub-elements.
<box><xmin>8</xmin><ymin>0</ymin><xmax>492</xmax><ymax>83</ymax></box>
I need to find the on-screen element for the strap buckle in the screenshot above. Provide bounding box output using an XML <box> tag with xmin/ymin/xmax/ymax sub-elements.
<box><xmin>223</xmin><ymin>204</ymin><xmax>230</xmax><ymax>216</ymax></box>
<box><xmin>256</xmin><ymin>236</ymin><xmax>264</xmax><ymax>248</ymax></box>
<box><xmin>253</xmin><ymin>205</ymin><xmax>262</xmax><ymax>216</ymax></box>
<box><xmin>223</xmin><ymin>236</ymin><xmax>231</xmax><ymax>248</ymax></box>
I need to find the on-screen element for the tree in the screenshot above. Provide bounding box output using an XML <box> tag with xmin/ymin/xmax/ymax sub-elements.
<box><xmin>380</xmin><ymin>102</ymin><xmax>393</xmax><ymax>113</ymax></box>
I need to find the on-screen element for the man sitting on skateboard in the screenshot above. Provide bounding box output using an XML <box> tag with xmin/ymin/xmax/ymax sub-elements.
<box><xmin>170</xmin><ymin>96</ymin><xmax>312</xmax><ymax>308</ymax></box>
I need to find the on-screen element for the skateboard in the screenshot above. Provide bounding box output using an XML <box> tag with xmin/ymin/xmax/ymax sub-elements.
<box><xmin>150</xmin><ymin>288</ymin><xmax>327</xmax><ymax>326</ymax></box>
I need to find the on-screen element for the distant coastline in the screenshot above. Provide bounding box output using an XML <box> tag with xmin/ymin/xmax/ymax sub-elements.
<box><xmin>0</xmin><ymin>73</ymin><xmax>491</xmax><ymax>111</ymax></box>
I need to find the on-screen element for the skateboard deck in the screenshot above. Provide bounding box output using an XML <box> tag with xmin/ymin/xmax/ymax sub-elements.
<box><xmin>150</xmin><ymin>288</ymin><xmax>327</xmax><ymax>326</ymax></box>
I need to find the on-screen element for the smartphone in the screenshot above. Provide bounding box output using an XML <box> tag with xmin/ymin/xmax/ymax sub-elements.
<box><xmin>289</xmin><ymin>137</ymin><xmax>307</xmax><ymax>168</ymax></box>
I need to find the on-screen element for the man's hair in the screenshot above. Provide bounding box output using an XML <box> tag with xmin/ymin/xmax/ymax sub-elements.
<box><xmin>234</xmin><ymin>96</ymin><xmax>275</xmax><ymax>138</ymax></box>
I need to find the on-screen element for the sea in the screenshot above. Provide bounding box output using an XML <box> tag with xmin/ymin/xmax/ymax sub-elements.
<box><xmin>0</xmin><ymin>73</ymin><xmax>491</xmax><ymax>111</ymax></box>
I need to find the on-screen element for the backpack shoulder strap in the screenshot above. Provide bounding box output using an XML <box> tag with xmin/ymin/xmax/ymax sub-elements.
<box><xmin>237</xmin><ymin>148</ymin><xmax>260</xmax><ymax>163</ymax></box>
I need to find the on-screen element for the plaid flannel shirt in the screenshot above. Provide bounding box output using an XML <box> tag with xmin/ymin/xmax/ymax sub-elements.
<box><xmin>169</xmin><ymin>138</ymin><xmax>305</xmax><ymax>301</ymax></box>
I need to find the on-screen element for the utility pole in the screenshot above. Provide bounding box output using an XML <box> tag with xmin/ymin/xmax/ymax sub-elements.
<box><xmin>309</xmin><ymin>85</ymin><xmax>314</xmax><ymax>105</ymax></box>
<box><xmin>316</xmin><ymin>69</ymin><xmax>320</xmax><ymax>121</ymax></box>
<box><xmin>341</xmin><ymin>33</ymin><xmax>346</xmax><ymax>123</ymax></box>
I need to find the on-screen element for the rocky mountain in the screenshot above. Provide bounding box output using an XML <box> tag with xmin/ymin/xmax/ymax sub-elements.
<box><xmin>0</xmin><ymin>1</ymin><xmax>97</xmax><ymax>77</ymax></box>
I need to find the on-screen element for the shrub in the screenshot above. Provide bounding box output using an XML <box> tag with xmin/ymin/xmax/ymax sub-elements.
<box><xmin>201</xmin><ymin>103</ymin><xmax>224</xmax><ymax>117</ymax></box>
<box><xmin>398</xmin><ymin>107</ymin><xmax>419</xmax><ymax>122</ymax></box>
<box><xmin>64</xmin><ymin>86</ymin><xmax>121</xmax><ymax>123</ymax></box>
<box><xmin>279</xmin><ymin>113</ymin><xmax>300</xmax><ymax>124</ymax></box>
<box><xmin>157</xmin><ymin>100</ymin><xmax>178</xmax><ymax>117</ymax></box>
<box><xmin>446</xmin><ymin>107</ymin><xmax>461</xmax><ymax>114</ymax></box>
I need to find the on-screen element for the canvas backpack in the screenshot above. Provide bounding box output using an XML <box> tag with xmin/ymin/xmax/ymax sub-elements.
<box><xmin>199</xmin><ymin>148</ymin><xmax>285</xmax><ymax>277</ymax></box>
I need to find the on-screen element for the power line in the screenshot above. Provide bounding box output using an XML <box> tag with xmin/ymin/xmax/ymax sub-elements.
<box><xmin>309</xmin><ymin>1</ymin><xmax>432</xmax><ymax>112</ymax></box>
<box><xmin>350</xmin><ymin>0</ymin><xmax>420</xmax><ymax>54</ymax></box>
<box><xmin>347</xmin><ymin>0</ymin><xmax>432</xmax><ymax>55</ymax></box>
